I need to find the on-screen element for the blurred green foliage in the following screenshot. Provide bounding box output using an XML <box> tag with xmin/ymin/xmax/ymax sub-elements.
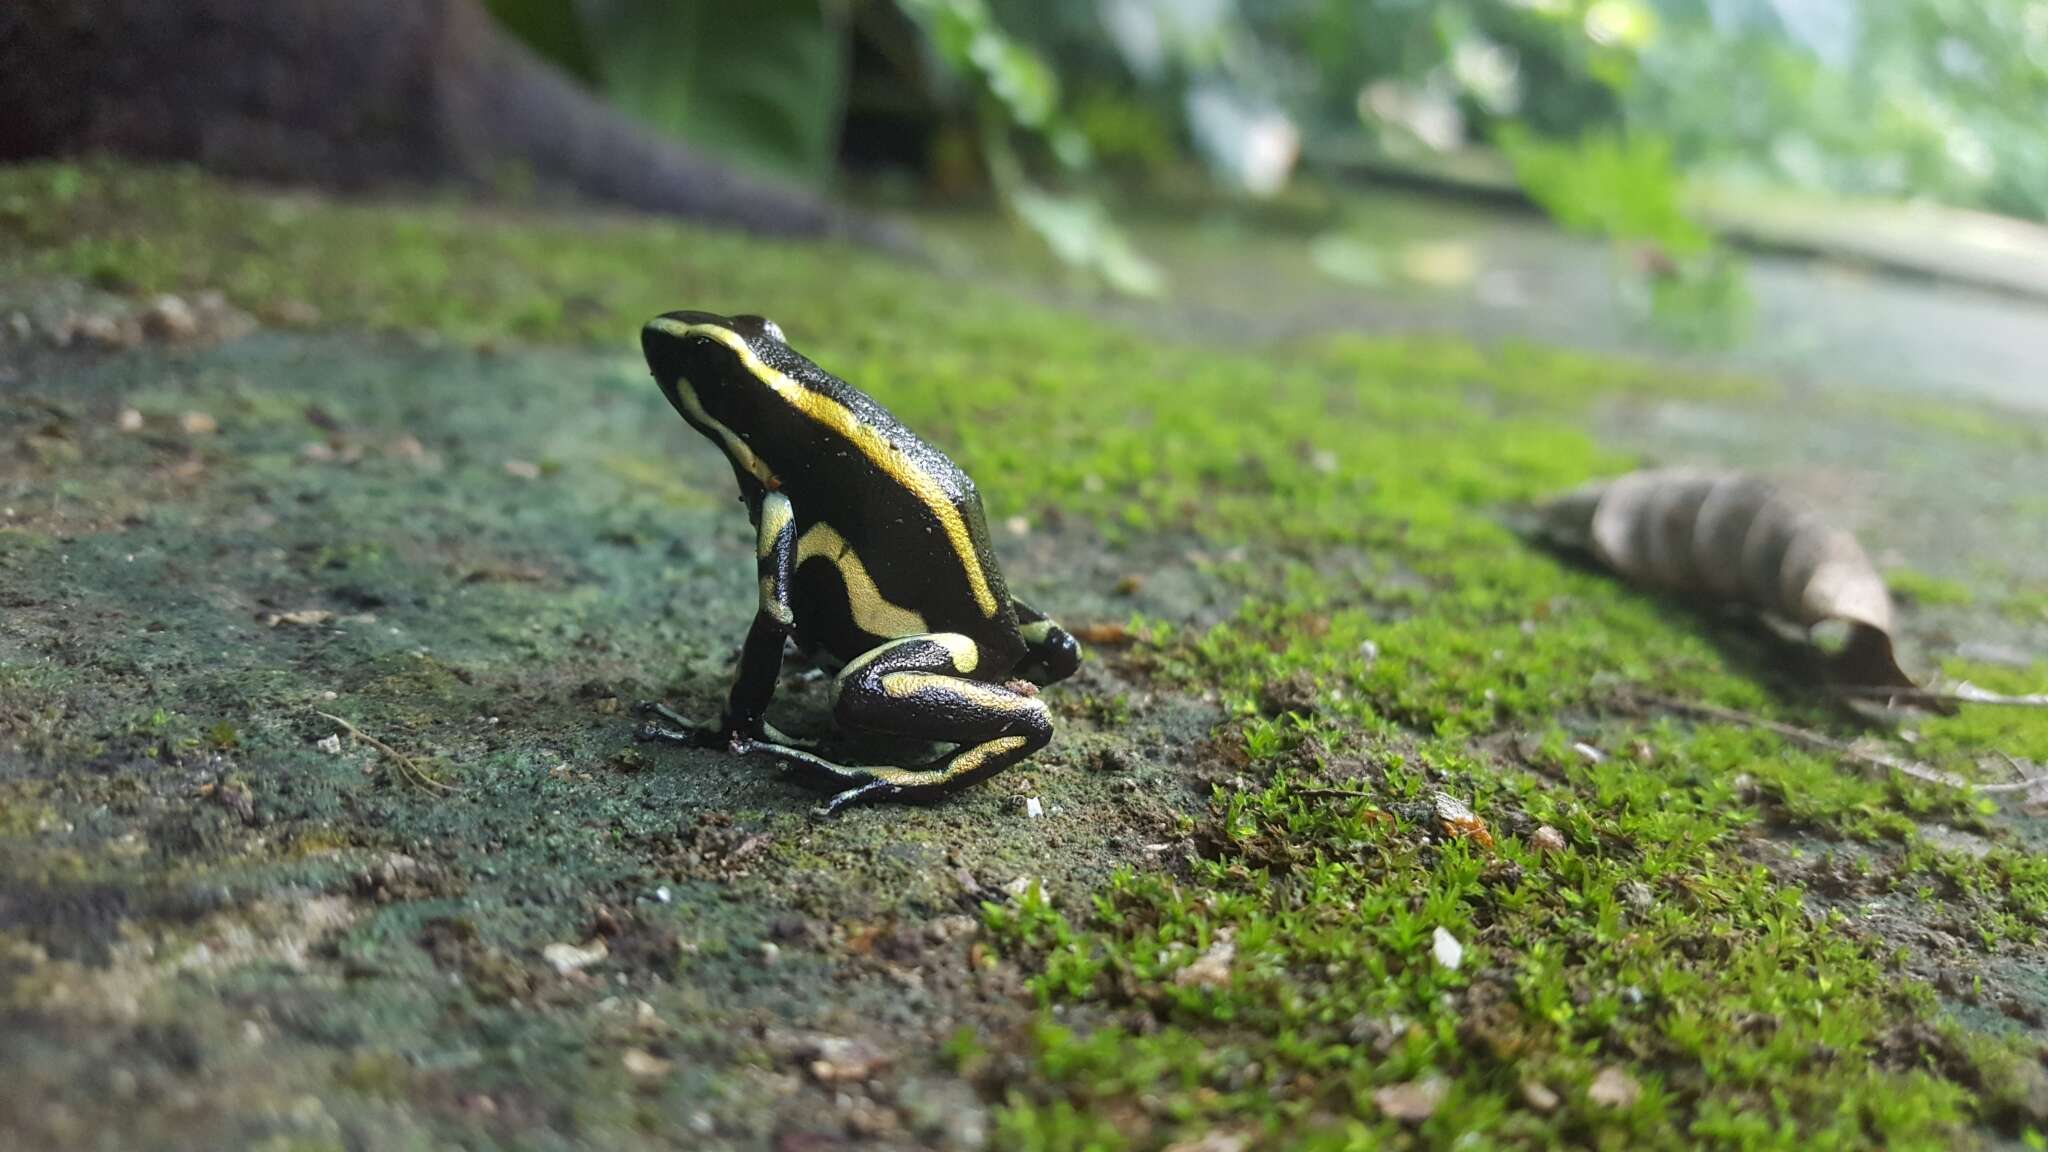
<box><xmin>483</xmin><ymin>0</ymin><xmax>2048</xmax><ymax>312</ymax></box>
<box><xmin>487</xmin><ymin>0</ymin><xmax>849</xmax><ymax>186</ymax></box>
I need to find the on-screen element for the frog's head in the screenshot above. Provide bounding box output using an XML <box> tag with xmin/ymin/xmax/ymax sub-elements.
<box><xmin>642</xmin><ymin>310</ymin><xmax>789</xmax><ymax>398</ymax></box>
<box><xmin>642</xmin><ymin>310</ymin><xmax>797</xmax><ymax>487</ymax></box>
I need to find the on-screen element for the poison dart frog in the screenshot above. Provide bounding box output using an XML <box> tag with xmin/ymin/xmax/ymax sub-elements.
<box><xmin>638</xmin><ymin>311</ymin><xmax>1080</xmax><ymax>814</ymax></box>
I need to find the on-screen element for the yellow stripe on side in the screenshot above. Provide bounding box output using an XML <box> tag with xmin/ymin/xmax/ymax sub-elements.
<box><xmin>860</xmin><ymin>735</ymin><xmax>1030</xmax><ymax>787</ymax></box>
<box><xmin>650</xmin><ymin>319</ymin><xmax>1000</xmax><ymax>617</ymax></box>
<box><xmin>795</xmin><ymin>523</ymin><xmax>928</xmax><ymax>638</ymax></box>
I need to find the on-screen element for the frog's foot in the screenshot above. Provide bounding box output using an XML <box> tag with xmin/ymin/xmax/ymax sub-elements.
<box><xmin>758</xmin><ymin>721</ymin><xmax>818</xmax><ymax>749</ymax></box>
<box><xmin>744</xmin><ymin>632</ymin><xmax>1053</xmax><ymax>815</ymax></box>
<box><xmin>635</xmin><ymin>700</ymin><xmax>722</xmax><ymax>747</ymax></box>
<box><xmin>637</xmin><ymin>702</ymin><xmax>818</xmax><ymax>752</ymax></box>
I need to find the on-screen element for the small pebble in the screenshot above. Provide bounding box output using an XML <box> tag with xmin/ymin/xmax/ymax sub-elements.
<box><xmin>1373</xmin><ymin>1075</ymin><xmax>1446</xmax><ymax>1123</ymax></box>
<box><xmin>1173</xmin><ymin>929</ymin><xmax>1236</xmax><ymax>989</ymax></box>
<box><xmin>316</xmin><ymin>734</ymin><xmax>344</xmax><ymax>756</ymax></box>
<box><xmin>621</xmin><ymin>1049</ymin><xmax>671</xmax><ymax>1080</ymax></box>
<box><xmin>142</xmin><ymin>295</ymin><xmax>199</xmax><ymax>341</ymax></box>
<box><xmin>1530</xmin><ymin>825</ymin><xmax>1566</xmax><ymax>855</ymax></box>
<box><xmin>542</xmin><ymin>938</ymin><xmax>608</xmax><ymax>975</ymax></box>
<box><xmin>1588</xmin><ymin>1066</ymin><xmax>1641</xmax><ymax>1109</ymax></box>
<box><xmin>1024</xmin><ymin>796</ymin><xmax>1043</xmax><ymax>819</ymax></box>
<box><xmin>116</xmin><ymin>407</ymin><xmax>144</xmax><ymax>432</ymax></box>
<box><xmin>1431</xmin><ymin>926</ymin><xmax>1463</xmax><ymax>971</ymax></box>
<box><xmin>503</xmin><ymin>459</ymin><xmax>542</xmax><ymax>480</ymax></box>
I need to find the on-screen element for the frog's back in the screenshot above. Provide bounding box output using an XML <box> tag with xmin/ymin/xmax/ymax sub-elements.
<box><xmin>754</xmin><ymin>351</ymin><xmax>1025</xmax><ymax>674</ymax></box>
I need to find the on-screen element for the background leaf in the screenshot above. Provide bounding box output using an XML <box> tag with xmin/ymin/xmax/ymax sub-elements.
<box><xmin>482</xmin><ymin>0</ymin><xmax>602</xmax><ymax>86</ymax></box>
<box><xmin>577</xmin><ymin>0</ymin><xmax>850</xmax><ymax>187</ymax></box>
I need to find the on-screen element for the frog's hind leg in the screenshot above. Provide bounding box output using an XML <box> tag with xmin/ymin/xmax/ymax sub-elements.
<box><xmin>740</xmin><ymin>632</ymin><xmax>1051</xmax><ymax>815</ymax></box>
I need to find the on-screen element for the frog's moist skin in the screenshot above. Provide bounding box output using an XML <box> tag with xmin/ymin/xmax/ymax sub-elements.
<box><xmin>638</xmin><ymin>311</ymin><xmax>1081</xmax><ymax>814</ymax></box>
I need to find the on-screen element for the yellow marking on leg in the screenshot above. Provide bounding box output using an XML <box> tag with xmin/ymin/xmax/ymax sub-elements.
<box><xmin>859</xmin><ymin>736</ymin><xmax>1030</xmax><ymax>788</ymax></box>
<box><xmin>648</xmin><ymin>318</ymin><xmax>1000</xmax><ymax>617</ymax></box>
<box><xmin>930</xmin><ymin>633</ymin><xmax>979</xmax><ymax>674</ymax></box>
<box><xmin>760</xmin><ymin>576</ymin><xmax>792</xmax><ymax>624</ymax></box>
<box><xmin>880</xmin><ymin>673</ymin><xmax>1042</xmax><ymax>713</ymax></box>
<box><xmin>757</xmin><ymin>491</ymin><xmax>794</xmax><ymax>557</ymax></box>
<box><xmin>835</xmin><ymin>633</ymin><xmax>980</xmax><ymax>685</ymax></box>
<box><xmin>795</xmin><ymin>523</ymin><xmax>928</xmax><ymax>638</ymax></box>
<box><xmin>953</xmin><ymin>735</ymin><xmax>1029</xmax><ymax>775</ymax></box>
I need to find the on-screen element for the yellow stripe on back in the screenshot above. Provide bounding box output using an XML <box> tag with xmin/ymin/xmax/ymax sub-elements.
<box><xmin>652</xmin><ymin>319</ymin><xmax>1000</xmax><ymax>617</ymax></box>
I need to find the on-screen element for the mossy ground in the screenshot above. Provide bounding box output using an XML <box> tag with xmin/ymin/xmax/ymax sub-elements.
<box><xmin>3</xmin><ymin>161</ymin><xmax>2048</xmax><ymax>1151</ymax></box>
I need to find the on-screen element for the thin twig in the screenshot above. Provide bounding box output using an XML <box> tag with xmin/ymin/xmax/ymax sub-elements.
<box><xmin>1835</xmin><ymin>683</ymin><xmax>2048</xmax><ymax>709</ymax></box>
<box><xmin>316</xmin><ymin>710</ymin><xmax>458</xmax><ymax>794</ymax></box>
<box><xmin>1617</xmin><ymin>692</ymin><xmax>1975</xmax><ymax>791</ymax></box>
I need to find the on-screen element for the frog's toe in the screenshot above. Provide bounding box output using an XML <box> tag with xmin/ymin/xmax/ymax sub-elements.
<box><xmin>814</xmin><ymin>779</ymin><xmax>903</xmax><ymax>817</ymax></box>
<box><xmin>635</xmin><ymin>701</ymin><xmax>723</xmax><ymax>747</ymax></box>
<box><xmin>759</xmin><ymin>720</ymin><xmax>818</xmax><ymax>749</ymax></box>
<box><xmin>637</xmin><ymin>719</ymin><xmax>701</xmax><ymax>746</ymax></box>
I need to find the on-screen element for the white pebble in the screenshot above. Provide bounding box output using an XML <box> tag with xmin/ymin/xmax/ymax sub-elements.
<box><xmin>542</xmin><ymin>938</ymin><xmax>608</xmax><ymax>975</ymax></box>
<box><xmin>1431</xmin><ymin>926</ymin><xmax>1463</xmax><ymax>972</ymax></box>
<box><xmin>1024</xmin><ymin>796</ymin><xmax>1044</xmax><ymax>819</ymax></box>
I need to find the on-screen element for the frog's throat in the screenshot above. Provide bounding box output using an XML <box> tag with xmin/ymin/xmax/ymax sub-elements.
<box><xmin>653</xmin><ymin>318</ymin><xmax>1000</xmax><ymax>618</ymax></box>
<box><xmin>665</xmin><ymin>375</ymin><xmax>773</xmax><ymax>489</ymax></box>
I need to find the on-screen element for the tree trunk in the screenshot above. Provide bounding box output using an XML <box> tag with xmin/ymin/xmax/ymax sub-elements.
<box><xmin>0</xmin><ymin>0</ymin><xmax>897</xmax><ymax>243</ymax></box>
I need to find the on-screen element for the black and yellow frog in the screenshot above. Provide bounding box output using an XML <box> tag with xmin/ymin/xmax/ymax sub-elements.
<box><xmin>638</xmin><ymin>311</ymin><xmax>1080</xmax><ymax>814</ymax></box>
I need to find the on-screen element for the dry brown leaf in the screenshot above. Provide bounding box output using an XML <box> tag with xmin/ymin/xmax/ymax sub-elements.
<box><xmin>1071</xmin><ymin>621</ymin><xmax>1135</xmax><ymax>647</ymax></box>
<box><xmin>1432</xmin><ymin>791</ymin><xmax>1494</xmax><ymax>849</ymax></box>
<box><xmin>1539</xmin><ymin>469</ymin><xmax>1914</xmax><ymax>688</ymax></box>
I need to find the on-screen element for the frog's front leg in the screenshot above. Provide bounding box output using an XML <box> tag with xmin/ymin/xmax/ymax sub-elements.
<box><xmin>741</xmin><ymin>633</ymin><xmax>1052</xmax><ymax>815</ymax></box>
<box><xmin>1011</xmin><ymin>596</ymin><xmax>1082</xmax><ymax>686</ymax></box>
<box><xmin>639</xmin><ymin>491</ymin><xmax>797</xmax><ymax>749</ymax></box>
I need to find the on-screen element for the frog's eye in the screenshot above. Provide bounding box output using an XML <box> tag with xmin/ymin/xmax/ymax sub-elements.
<box><xmin>730</xmin><ymin>314</ymin><xmax>787</xmax><ymax>345</ymax></box>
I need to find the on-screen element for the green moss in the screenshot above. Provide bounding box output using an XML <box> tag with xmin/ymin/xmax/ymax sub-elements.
<box><xmin>1915</xmin><ymin>661</ymin><xmax>2048</xmax><ymax>767</ymax></box>
<box><xmin>984</xmin><ymin>756</ymin><xmax>1973</xmax><ymax>1148</ymax></box>
<box><xmin>1886</xmin><ymin>570</ymin><xmax>1977</xmax><ymax>609</ymax></box>
<box><xmin>0</xmin><ymin>781</ymin><xmax>55</xmax><ymax>837</ymax></box>
<box><xmin>2004</xmin><ymin>588</ymin><xmax>2048</xmax><ymax>626</ymax></box>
